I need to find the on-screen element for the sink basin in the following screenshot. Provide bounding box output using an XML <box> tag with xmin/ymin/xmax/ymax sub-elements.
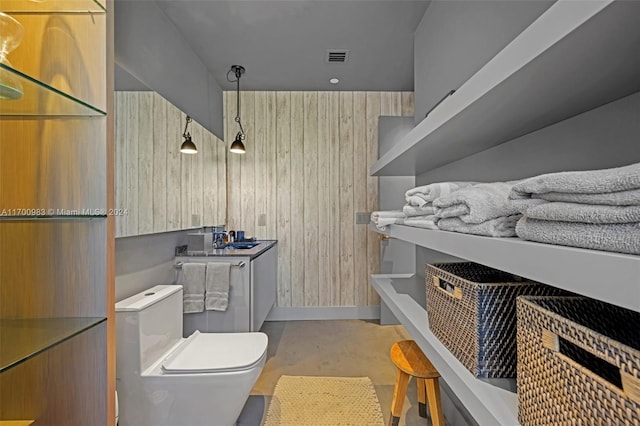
<box><xmin>225</xmin><ymin>242</ymin><xmax>259</xmax><ymax>250</ymax></box>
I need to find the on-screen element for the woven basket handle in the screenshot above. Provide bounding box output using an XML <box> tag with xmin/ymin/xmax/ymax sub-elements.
<box><xmin>432</xmin><ymin>276</ymin><xmax>462</xmax><ymax>299</ymax></box>
<box><xmin>542</xmin><ymin>330</ymin><xmax>640</xmax><ymax>404</ymax></box>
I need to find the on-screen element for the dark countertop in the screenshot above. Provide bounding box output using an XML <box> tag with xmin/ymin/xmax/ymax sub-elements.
<box><xmin>176</xmin><ymin>240</ymin><xmax>277</xmax><ymax>260</ymax></box>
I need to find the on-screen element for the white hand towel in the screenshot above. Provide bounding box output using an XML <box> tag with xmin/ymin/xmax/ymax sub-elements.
<box><xmin>181</xmin><ymin>263</ymin><xmax>206</xmax><ymax>313</ymax></box>
<box><xmin>205</xmin><ymin>262</ymin><xmax>231</xmax><ymax>311</ymax></box>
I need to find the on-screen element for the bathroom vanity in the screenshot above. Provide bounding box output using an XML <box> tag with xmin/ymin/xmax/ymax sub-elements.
<box><xmin>175</xmin><ymin>241</ymin><xmax>277</xmax><ymax>335</ymax></box>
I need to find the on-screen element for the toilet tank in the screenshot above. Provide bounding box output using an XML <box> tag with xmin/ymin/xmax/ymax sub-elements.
<box><xmin>116</xmin><ymin>285</ymin><xmax>184</xmax><ymax>376</ymax></box>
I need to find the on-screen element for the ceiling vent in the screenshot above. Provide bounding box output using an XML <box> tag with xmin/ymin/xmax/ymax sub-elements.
<box><xmin>325</xmin><ymin>49</ymin><xmax>349</xmax><ymax>64</ymax></box>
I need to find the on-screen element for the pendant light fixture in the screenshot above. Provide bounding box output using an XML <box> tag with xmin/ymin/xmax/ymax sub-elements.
<box><xmin>228</xmin><ymin>65</ymin><xmax>246</xmax><ymax>154</ymax></box>
<box><xmin>180</xmin><ymin>115</ymin><xmax>197</xmax><ymax>154</ymax></box>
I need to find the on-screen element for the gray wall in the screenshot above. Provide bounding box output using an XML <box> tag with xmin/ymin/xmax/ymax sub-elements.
<box><xmin>115</xmin><ymin>229</ymin><xmax>198</xmax><ymax>301</ymax></box>
<box><xmin>378</xmin><ymin>117</ymin><xmax>417</xmax><ymax>275</ymax></box>
<box><xmin>114</xmin><ymin>0</ymin><xmax>224</xmax><ymax>139</ymax></box>
<box><xmin>114</xmin><ymin>63</ymin><xmax>150</xmax><ymax>91</ymax></box>
<box><xmin>413</xmin><ymin>0</ymin><xmax>553</xmax><ymax>123</ymax></box>
<box><xmin>417</xmin><ymin>91</ymin><xmax>640</xmax><ymax>185</ymax></box>
<box><xmin>415</xmin><ymin>90</ymin><xmax>640</xmax><ymax>274</ymax></box>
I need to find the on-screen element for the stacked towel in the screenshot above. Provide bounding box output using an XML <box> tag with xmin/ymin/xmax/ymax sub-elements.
<box><xmin>434</xmin><ymin>182</ymin><xmax>521</xmax><ymax>223</ymax></box>
<box><xmin>439</xmin><ymin>215</ymin><xmax>521</xmax><ymax>238</ymax></box>
<box><xmin>509</xmin><ymin>162</ymin><xmax>640</xmax><ymax>254</ymax></box>
<box><xmin>433</xmin><ymin>182</ymin><xmax>521</xmax><ymax>237</ymax></box>
<box><xmin>402</xmin><ymin>204</ymin><xmax>436</xmax><ymax>217</ymax></box>
<box><xmin>516</xmin><ymin>218</ymin><xmax>640</xmax><ymax>255</ymax></box>
<box><xmin>402</xmin><ymin>182</ymin><xmax>475</xmax><ymax>230</ymax></box>
<box><xmin>405</xmin><ymin>182</ymin><xmax>474</xmax><ymax>207</ymax></box>
<box><xmin>371</xmin><ymin>210</ymin><xmax>405</xmax><ymax>231</ymax></box>
<box><xmin>181</xmin><ymin>263</ymin><xmax>206</xmax><ymax>313</ymax></box>
<box><xmin>205</xmin><ymin>262</ymin><xmax>231</xmax><ymax>311</ymax></box>
<box><xmin>404</xmin><ymin>215</ymin><xmax>439</xmax><ymax>230</ymax></box>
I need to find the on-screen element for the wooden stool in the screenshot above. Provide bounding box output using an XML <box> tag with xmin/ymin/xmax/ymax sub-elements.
<box><xmin>389</xmin><ymin>340</ymin><xmax>445</xmax><ymax>426</ymax></box>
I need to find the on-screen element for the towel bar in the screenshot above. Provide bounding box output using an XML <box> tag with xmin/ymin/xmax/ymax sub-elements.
<box><xmin>174</xmin><ymin>261</ymin><xmax>245</xmax><ymax>269</ymax></box>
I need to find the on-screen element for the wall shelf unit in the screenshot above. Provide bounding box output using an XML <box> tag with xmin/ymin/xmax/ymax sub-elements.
<box><xmin>371</xmin><ymin>274</ymin><xmax>519</xmax><ymax>425</ymax></box>
<box><xmin>372</xmin><ymin>1</ymin><xmax>640</xmax><ymax>423</ymax></box>
<box><xmin>0</xmin><ymin>64</ymin><xmax>106</xmax><ymax>116</ymax></box>
<box><xmin>371</xmin><ymin>0</ymin><xmax>640</xmax><ymax>176</ymax></box>
<box><xmin>372</xmin><ymin>224</ymin><xmax>640</xmax><ymax>313</ymax></box>
<box><xmin>0</xmin><ymin>317</ymin><xmax>106</xmax><ymax>373</ymax></box>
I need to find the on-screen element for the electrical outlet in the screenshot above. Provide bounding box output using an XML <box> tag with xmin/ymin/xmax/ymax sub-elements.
<box><xmin>191</xmin><ymin>214</ymin><xmax>200</xmax><ymax>227</ymax></box>
<box><xmin>258</xmin><ymin>214</ymin><xmax>266</xmax><ymax>226</ymax></box>
<box><xmin>355</xmin><ymin>212</ymin><xmax>371</xmax><ymax>224</ymax></box>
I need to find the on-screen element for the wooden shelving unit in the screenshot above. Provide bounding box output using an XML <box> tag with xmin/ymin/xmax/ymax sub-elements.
<box><xmin>0</xmin><ymin>1</ymin><xmax>113</xmax><ymax>424</ymax></box>
<box><xmin>0</xmin><ymin>318</ymin><xmax>106</xmax><ymax>373</ymax></box>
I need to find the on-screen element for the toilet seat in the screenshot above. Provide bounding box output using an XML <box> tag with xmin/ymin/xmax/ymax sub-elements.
<box><xmin>161</xmin><ymin>331</ymin><xmax>268</xmax><ymax>374</ymax></box>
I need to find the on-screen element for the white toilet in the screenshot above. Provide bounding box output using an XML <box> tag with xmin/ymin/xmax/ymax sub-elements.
<box><xmin>116</xmin><ymin>285</ymin><xmax>268</xmax><ymax>426</ymax></box>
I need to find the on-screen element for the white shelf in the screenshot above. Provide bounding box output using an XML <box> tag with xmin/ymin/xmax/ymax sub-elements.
<box><xmin>371</xmin><ymin>274</ymin><xmax>520</xmax><ymax>426</ymax></box>
<box><xmin>372</xmin><ymin>224</ymin><xmax>640</xmax><ymax>313</ymax></box>
<box><xmin>371</xmin><ymin>0</ymin><xmax>640</xmax><ymax>176</ymax></box>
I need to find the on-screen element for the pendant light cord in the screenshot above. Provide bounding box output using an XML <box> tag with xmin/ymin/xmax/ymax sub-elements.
<box><xmin>235</xmin><ymin>76</ymin><xmax>245</xmax><ymax>139</ymax></box>
<box><xmin>227</xmin><ymin>67</ymin><xmax>245</xmax><ymax>140</ymax></box>
<box><xmin>182</xmin><ymin>115</ymin><xmax>192</xmax><ymax>138</ymax></box>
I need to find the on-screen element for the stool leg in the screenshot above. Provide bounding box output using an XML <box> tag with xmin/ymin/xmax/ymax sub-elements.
<box><xmin>389</xmin><ymin>369</ymin><xmax>410</xmax><ymax>426</ymax></box>
<box><xmin>417</xmin><ymin>378</ymin><xmax>427</xmax><ymax>418</ymax></box>
<box><xmin>425</xmin><ymin>378</ymin><xmax>445</xmax><ymax>426</ymax></box>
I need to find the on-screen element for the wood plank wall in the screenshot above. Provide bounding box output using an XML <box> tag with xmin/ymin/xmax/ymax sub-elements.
<box><xmin>225</xmin><ymin>91</ymin><xmax>414</xmax><ymax>307</ymax></box>
<box><xmin>114</xmin><ymin>90</ymin><xmax>413</xmax><ymax>308</ymax></box>
<box><xmin>114</xmin><ymin>92</ymin><xmax>226</xmax><ymax>237</ymax></box>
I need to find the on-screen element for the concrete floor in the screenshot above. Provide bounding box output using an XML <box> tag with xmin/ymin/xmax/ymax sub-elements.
<box><xmin>237</xmin><ymin>319</ymin><xmax>438</xmax><ymax>426</ymax></box>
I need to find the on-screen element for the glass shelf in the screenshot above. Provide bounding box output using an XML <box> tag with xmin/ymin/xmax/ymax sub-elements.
<box><xmin>0</xmin><ymin>214</ymin><xmax>107</xmax><ymax>221</ymax></box>
<box><xmin>0</xmin><ymin>317</ymin><xmax>106</xmax><ymax>372</ymax></box>
<box><xmin>0</xmin><ymin>0</ymin><xmax>106</xmax><ymax>13</ymax></box>
<box><xmin>0</xmin><ymin>64</ymin><xmax>106</xmax><ymax>116</ymax></box>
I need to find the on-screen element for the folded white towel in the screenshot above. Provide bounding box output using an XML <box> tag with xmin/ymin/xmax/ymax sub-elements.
<box><xmin>438</xmin><ymin>215</ymin><xmax>521</xmax><ymax>238</ymax></box>
<box><xmin>434</xmin><ymin>182</ymin><xmax>521</xmax><ymax>224</ymax></box>
<box><xmin>371</xmin><ymin>210</ymin><xmax>406</xmax><ymax>230</ymax></box>
<box><xmin>509</xmin><ymin>162</ymin><xmax>640</xmax><ymax>207</ymax></box>
<box><xmin>205</xmin><ymin>262</ymin><xmax>231</xmax><ymax>311</ymax></box>
<box><xmin>402</xmin><ymin>203</ymin><xmax>436</xmax><ymax>217</ymax></box>
<box><xmin>403</xmin><ymin>215</ymin><xmax>439</xmax><ymax>230</ymax></box>
<box><xmin>181</xmin><ymin>263</ymin><xmax>206</xmax><ymax>313</ymax></box>
<box><xmin>525</xmin><ymin>202</ymin><xmax>640</xmax><ymax>224</ymax></box>
<box><xmin>405</xmin><ymin>182</ymin><xmax>475</xmax><ymax>207</ymax></box>
<box><xmin>516</xmin><ymin>216</ymin><xmax>640</xmax><ymax>255</ymax></box>
<box><xmin>371</xmin><ymin>210</ymin><xmax>405</xmax><ymax>220</ymax></box>
<box><xmin>510</xmin><ymin>189</ymin><xmax>640</xmax><ymax>212</ymax></box>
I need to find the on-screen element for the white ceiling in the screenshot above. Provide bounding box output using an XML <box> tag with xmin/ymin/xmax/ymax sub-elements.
<box><xmin>150</xmin><ymin>0</ymin><xmax>431</xmax><ymax>92</ymax></box>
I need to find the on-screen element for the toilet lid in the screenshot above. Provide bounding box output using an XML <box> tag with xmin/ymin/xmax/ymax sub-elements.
<box><xmin>161</xmin><ymin>331</ymin><xmax>268</xmax><ymax>374</ymax></box>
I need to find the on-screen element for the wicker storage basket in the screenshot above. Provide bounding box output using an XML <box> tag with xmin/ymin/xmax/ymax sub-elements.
<box><xmin>517</xmin><ymin>296</ymin><xmax>640</xmax><ymax>426</ymax></box>
<box><xmin>425</xmin><ymin>262</ymin><xmax>565</xmax><ymax>378</ymax></box>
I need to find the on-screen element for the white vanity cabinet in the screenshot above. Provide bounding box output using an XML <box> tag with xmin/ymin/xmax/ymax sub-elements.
<box><xmin>250</xmin><ymin>244</ymin><xmax>278</xmax><ymax>332</ymax></box>
<box><xmin>175</xmin><ymin>241</ymin><xmax>277</xmax><ymax>335</ymax></box>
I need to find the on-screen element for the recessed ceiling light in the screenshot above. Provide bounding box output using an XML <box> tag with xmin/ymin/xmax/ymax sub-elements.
<box><xmin>329</xmin><ymin>78</ymin><xmax>339</xmax><ymax>84</ymax></box>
